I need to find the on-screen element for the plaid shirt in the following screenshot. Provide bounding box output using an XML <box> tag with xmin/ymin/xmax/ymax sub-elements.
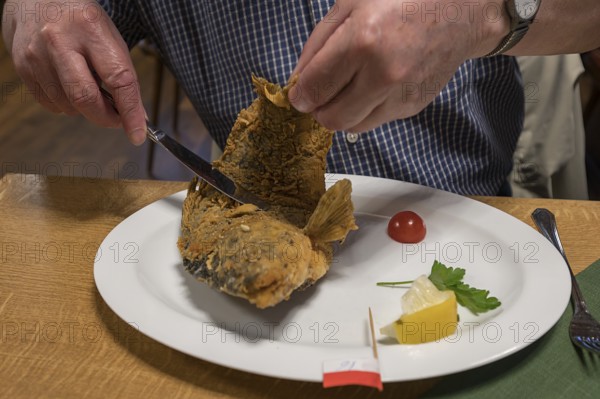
<box><xmin>99</xmin><ymin>0</ymin><xmax>524</xmax><ymax>195</ymax></box>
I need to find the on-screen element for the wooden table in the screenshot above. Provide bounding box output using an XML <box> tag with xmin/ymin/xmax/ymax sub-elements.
<box><xmin>1</xmin><ymin>174</ymin><xmax>599</xmax><ymax>398</ymax></box>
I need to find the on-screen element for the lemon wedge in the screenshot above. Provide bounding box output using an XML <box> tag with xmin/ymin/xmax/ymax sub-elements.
<box><xmin>380</xmin><ymin>275</ymin><xmax>458</xmax><ymax>344</ymax></box>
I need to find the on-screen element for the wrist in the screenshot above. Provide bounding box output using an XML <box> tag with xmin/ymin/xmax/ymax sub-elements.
<box><xmin>469</xmin><ymin>0</ymin><xmax>511</xmax><ymax>58</ymax></box>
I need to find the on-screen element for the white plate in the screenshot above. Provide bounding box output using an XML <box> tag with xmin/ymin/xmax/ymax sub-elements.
<box><xmin>94</xmin><ymin>174</ymin><xmax>571</xmax><ymax>382</ymax></box>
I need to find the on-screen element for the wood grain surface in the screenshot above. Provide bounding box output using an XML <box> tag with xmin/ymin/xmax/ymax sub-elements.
<box><xmin>1</xmin><ymin>174</ymin><xmax>599</xmax><ymax>398</ymax></box>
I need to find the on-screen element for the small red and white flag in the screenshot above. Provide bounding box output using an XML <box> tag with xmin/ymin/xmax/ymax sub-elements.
<box><xmin>322</xmin><ymin>358</ymin><xmax>383</xmax><ymax>390</ymax></box>
<box><xmin>322</xmin><ymin>308</ymin><xmax>383</xmax><ymax>391</ymax></box>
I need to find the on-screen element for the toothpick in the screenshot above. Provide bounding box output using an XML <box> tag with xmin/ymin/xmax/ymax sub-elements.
<box><xmin>368</xmin><ymin>307</ymin><xmax>379</xmax><ymax>359</ymax></box>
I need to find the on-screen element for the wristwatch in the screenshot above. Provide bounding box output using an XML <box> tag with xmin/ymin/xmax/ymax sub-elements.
<box><xmin>485</xmin><ymin>0</ymin><xmax>541</xmax><ymax>57</ymax></box>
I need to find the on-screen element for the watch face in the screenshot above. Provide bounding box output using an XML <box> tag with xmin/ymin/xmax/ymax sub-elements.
<box><xmin>514</xmin><ymin>0</ymin><xmax>541</xmax><ymax>20</ymax></box>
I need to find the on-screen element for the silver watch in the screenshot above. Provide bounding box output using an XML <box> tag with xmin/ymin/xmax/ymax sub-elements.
<box><xmin>485</xmin><ymin>0</ymin><xmax>541</xmax><ymax>57</ymax></box>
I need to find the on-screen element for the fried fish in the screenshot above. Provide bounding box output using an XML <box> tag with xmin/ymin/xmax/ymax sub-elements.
<box><xmin>177</xmin><ymin>76</ymin><xmax>357</xmax><ymax>308</ymax></box>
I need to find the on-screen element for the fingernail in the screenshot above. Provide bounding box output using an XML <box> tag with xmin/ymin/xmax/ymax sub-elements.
<box><xmin>128</xmin><ymin>127</ymin><xmax>146</xmax><ymax>146</ymax></box>
<box><xmin>288</xmin><ymin>86</ymin><xmax>309</xmax><ymax>113</ymax></box>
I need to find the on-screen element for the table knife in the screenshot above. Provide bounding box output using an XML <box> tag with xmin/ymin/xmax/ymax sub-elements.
<box><xmin>99</xmin><ymin>87</ymin><xmax>268</xmax><ymax>209</ymax></box>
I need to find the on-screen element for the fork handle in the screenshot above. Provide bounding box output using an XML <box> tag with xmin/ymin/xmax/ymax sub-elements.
<box><xmin>531</xmin><ymin>208</ymin><xmax>590</xmax><ymax>313</ymax></box>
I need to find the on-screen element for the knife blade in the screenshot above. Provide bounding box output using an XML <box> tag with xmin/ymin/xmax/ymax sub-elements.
<box><xmin>98</xmin><ymin>86</ymin><xmax>268</xmax><ymax>209</ymax></box>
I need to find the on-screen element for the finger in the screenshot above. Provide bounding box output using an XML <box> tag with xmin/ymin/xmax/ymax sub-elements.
<box><xmin>30</xmin><ymin>66</ymin><xmax>79</xmax><ymax>115</ymax></box>
<box><xmin>345</xmin><ymin>101</ymin><xmax>399</xmax><ymax>133</ymax></box>
<box><xmin>51</xmin><ymin>51</ymin><xmax>122</xmax><ymax>128</ymax></box>
<box><xmin>345</xmin><ymin>81</ymin><xmax>441</xmax><ymax>133</ymax></box>
<box><xmin>17</xmin><ymin>68</ymin><xmax>62</xmax><ymax>113</ymax></box>
<box><xmin>291</xmin><ymin>2</ymin><xmax>351</xmax><ymax>77</ymax></box>
<box><xmin>288</xmin><ymin>3</ymin><xmax>353</xmax><ymax>107</ymax></box>
<box><xmin>312</xmin><ymin>69</ymin><xmax>388</xmax><ymax>131</ymax></box>
<box><xmin>13</xmin><ymin>54</ymin><xmax>67</xmax><ymax>114</ymax></box>
<box><xmin>62</xmin><ymin>106</ymin><xmax>80</xmax><ymax>116</ymax></box>
<box><xmin>290</xmin><ymin>19</ymin><xmax>358</xmax><ymax>113</ymax></box>
<box><xmin>45</xmin><ymin>70</ymin><xmax>79</xmax><ymax>115</ymax></box>
<box><xmin>24</xmin><ymin>81</ymin><xmax>63</xmax><ymax>114</ymax></box>
<box><xmin>87</xmin><ymin>48</ymin><xmax>146</xmax><ymax>145</ymax></box>
<box><xmin>10</xmin><ymin>32</ymin><xmax>79</xmax><ymax>115</ymax></box>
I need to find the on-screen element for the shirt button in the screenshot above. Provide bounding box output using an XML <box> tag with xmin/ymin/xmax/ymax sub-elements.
<box><xmin>346</xmin><ymin>132</ymin><xmax>359</xmax><ymax>144</ymax></box>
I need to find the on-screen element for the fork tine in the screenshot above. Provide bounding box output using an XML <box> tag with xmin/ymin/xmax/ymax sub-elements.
<box><xmin>581</xmin><ymin>339</ymin><xmax>594</xmax><ymax>349</ymax></box>
<box><xmin>575</xmin><ymin>339</ymin><xmax>591</xmax><ymax>351</ymax></box>
<box><xmin>571</xmin><ymin>336</ymin><xmax>593</xmax><ymax>351</ymax></box>
<box><xmin>588</xmin><ymin>340</ymin><xmax>600</xmax><ymax>353</ymax></box>
<box><xmin>572</xmin><ymin>337</ymin><xmax>585</xmax><ymax>348</ymax></box>
<box><xmin>586</xmin><ymin>344</ymin><xmax>600</xmax><ymax>354</ymax></box>
<box><xmin>570</xmin><ymin>318</ymin><xmax>600</xmax><ymax>354</ymax></box>
<box><xmin>578</xmin><ymin>338</ymin><xmax>600</xmax><ymax>354</ymax></box>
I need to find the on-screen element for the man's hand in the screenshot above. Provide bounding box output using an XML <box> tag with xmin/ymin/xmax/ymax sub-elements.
<box><xmin>2</xmin><ymin>0</ymin><xmax>146</xmax><ymax>145</ymax></box>
<box><xmin>289</xmin><ymin>0</ymin><xmax>508</xmax><ymax>132</ymax></box>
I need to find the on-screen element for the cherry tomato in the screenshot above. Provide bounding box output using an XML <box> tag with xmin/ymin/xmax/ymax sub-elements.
<box><xmin>387</xmin><ymin>211</ymin><xmax>426</xmax><ymax>243</ymax></box>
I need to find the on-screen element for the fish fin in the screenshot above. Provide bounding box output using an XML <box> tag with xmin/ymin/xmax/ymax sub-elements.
<box><xmin>252</xmin><ymin>74</ymin><xmax>290</xmax><ymax>109</ymax></box>
<box><xmin>303</xmin><ymin>179</ymin><xmax>358</xmax><ymax>243</ymax></box>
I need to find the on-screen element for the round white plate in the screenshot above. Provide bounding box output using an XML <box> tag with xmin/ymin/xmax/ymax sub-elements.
<box><xmin>94</xmin><ymin>174</ymin><xmax>571</xmax><ymax>382</ymax></box>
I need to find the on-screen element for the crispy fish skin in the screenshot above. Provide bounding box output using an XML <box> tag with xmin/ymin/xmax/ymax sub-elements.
<box><xmin>214</xmin><ymin>75</ymin><xmax>332</xmax><ymax>211</ymax></box>
<box><xmin>177</xmin><ymin>76</ymin><xmax>357</xmax><ymax>308</ymax></box>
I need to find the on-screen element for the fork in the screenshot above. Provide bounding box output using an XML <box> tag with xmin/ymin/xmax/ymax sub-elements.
<box><xmin>532</xmin><ymin>208</ymin><xmax>600</xmax><ymax>354</ymax></box>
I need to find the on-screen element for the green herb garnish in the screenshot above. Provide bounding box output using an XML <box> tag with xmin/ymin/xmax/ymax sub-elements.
<box><xmin>377</xmin><ymin>260</ymin><xmax>501</xmax><ymax>315</ymax></box>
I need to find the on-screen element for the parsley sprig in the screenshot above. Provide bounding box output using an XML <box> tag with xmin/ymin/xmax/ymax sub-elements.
<box><xmin>377</xmin><ymin>260</ymin><xmax>501</xmax><ymax>315</ymax></box>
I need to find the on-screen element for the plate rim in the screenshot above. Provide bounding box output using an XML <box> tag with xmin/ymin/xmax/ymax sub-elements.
<box><xmin>94</xmin><ymin>174</ymin><xmax>571</xmax><ymax>382</ymax></box>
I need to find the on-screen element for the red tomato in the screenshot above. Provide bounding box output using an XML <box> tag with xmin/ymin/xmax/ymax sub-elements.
<box><xmin>387</xmin><ymin>211</ymin><xmax>426</xmax><ymax>243</ymax></box>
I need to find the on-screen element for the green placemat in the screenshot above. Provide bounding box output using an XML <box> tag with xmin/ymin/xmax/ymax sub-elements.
<box><xmin>425</xmin><ymin>259</ymin><xmax>600</xmax><ymax>398</ymax></box>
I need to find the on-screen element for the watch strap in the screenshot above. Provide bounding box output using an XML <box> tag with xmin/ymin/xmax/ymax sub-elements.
<box><xmin>484</xmin><ymin>22</ymin><xmax>530</xmax><ymax>57</ymax></box>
